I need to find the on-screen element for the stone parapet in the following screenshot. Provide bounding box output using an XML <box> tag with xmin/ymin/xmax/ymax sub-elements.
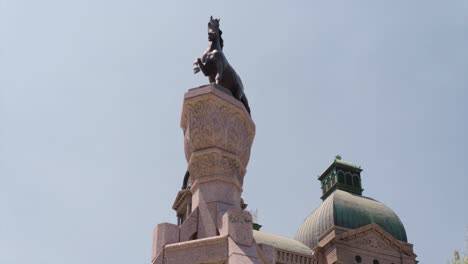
<box><xmin>164</xmin><ymin>236</ymin><xmax>229</xmax><ymax>264</ymax></box>
<box><xmin>151</xmin><ymin>223</ymin><xmax>179</xmax><ymax>263</ymax></box>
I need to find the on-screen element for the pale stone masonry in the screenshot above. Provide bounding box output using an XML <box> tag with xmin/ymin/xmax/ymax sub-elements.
<box><xmin>151</xmin><ymin>84</ymin><xmax>417</xmax><ymax>264</ymax></box>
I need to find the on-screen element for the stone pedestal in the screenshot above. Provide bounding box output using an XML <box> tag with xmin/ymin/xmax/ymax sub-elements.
<box><xmin>151</xmin><ymin>84</ymin><xmax>264</xmax><ymax>264</ymax></box>
<box><xmin>181</xmin><ymin>84</ymin><xmax>255</xmax><ymax>239</ymax></box>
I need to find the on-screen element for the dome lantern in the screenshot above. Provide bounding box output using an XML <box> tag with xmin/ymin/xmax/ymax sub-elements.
<box><xmin>318</xmin><ymin>155</ymin><xmax>363</xmax><ymax>200</ymax></box>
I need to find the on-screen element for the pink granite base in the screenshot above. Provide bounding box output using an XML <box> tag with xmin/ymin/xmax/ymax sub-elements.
<box><xmin>151</xmin><ymin>84</ymin><xmax>259</xmax><ymax>263</ymax></box>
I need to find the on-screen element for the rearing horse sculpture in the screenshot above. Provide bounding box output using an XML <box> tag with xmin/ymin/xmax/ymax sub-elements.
<box><xmin>193</xmin><ymin>16</ymin><xmax>251</xmax><ymax>114</ymax></box>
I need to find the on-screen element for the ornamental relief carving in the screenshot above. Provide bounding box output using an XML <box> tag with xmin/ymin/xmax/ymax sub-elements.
<box><xmin>188</xmin><ymin>150</ymin><xmax>245</xmax><ymax>179</ymax></box>
<box><xmin>182</xmin><ymin>98</ymin><xmax>255</xmax><ymax>167</ymax></box>
<box><xmin>351</xmin><ymin>235</ymin><xmax>392</xmax><ymax>251</ymax></box>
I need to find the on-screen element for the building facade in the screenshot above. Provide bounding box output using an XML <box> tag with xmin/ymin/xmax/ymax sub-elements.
<box><xmin>294</xmin><ymin>157</ymin><xmax>417</xmax><ymax>264</ymax></box>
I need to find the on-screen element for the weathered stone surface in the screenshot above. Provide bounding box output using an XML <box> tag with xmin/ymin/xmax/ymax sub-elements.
<box><xmin>151</xmin><ymin>223</ymin><xmax>179</xmax><ymax>262</ymax></box>
<box><xmin>152</xmin><ymin>252</ymin><xmax>164</xmax><ymax>264</ymax></box>
<box><xmin>164</xmin><ymin>236</ymin><xmax>228</xmax><ymax>264</ymax></box>
<box><xmin>228</xmin><ymin>253</ymin><xmax>262</xmax><ymax>264</ymax></box>
<box><xmin>150</xmin><ymin>84</ymin><xmax>259</xmax><ymax>263</ymax></box>
<box><xmin>196</xmin><ymin>202</ymin><xmax>219</xmax><ymax>238</ymax></box>
<box><xmin>189</xmin><ymin>148</ymin><xmax>246</xmax><ymax>180</ymax></box>
<box><xmin>191</xmin><ymin>177</ymin><xmax>241</xmax><ymax>210</ymax></box>
<box><xmin>219</xmin><ymin>209</ymin><xmax>253</xmax><ymax>246</ymax></box>
<box><xmin>179</xmin><ymin>84</ymin><xmax>255</xmax><ymax>243</ymax></box>
<box><xmin>257</xmin><ymin>243</ymin><xmax>275</xmax><ymax>264</ymax></box>
<box><xmin>228</xmin><ymin>237</ymin><xmax>258</xmax><ymax>258</ymax></box>
<box><xmin>181</xmin><ymin>84</ymin><xmax>255</xmax><ymax>168</ymax></box>
<box><xmin>179</xmin><ymin>208</ymin><xmax>198</xmax><ymax>242</ymax></box>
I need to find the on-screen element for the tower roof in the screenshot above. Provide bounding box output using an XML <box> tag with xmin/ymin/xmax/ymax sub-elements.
<box><xmin>295</xmin><ymin>157</ymin><xmax>408</xmax><ymax>249</ymax></box>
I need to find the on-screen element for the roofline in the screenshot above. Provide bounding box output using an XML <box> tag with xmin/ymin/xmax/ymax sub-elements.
<box><xmin>318</xmin><ymin>159</ymin><xmax>363</xmax><ymax>181</ymax></box>
<box><xmin>320</xmin><ymin>183</ymin><xmax>364</xmax><ymax>200</ymax></box>
<box><xmin>337</xmin><ymin>223</ymin><xmax>417</xmax><ymax>258</ymax></box>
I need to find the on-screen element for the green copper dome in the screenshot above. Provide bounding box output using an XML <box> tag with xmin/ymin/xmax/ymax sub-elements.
<box><xmin>294</xmin><ymin>190</ymin><xmax>408</xmax><ymax>249</ymax></box>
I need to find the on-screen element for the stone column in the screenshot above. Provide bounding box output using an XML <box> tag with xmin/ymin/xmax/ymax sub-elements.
<box><xmin>181</xmin><ymin>84</ymin><xmax>255</xmax><ymax>239</ymax></box>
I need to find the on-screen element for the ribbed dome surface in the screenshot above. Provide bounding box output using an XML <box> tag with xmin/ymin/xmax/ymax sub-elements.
<box><xmin>295</xmin><ymin>190</ymin><xmax>407</xmax><ymax>249</ymax></box>
<box><xmin>253</xmin><ymin>230</ymin><xmax>312</xmax><ymax>255</ymax></box>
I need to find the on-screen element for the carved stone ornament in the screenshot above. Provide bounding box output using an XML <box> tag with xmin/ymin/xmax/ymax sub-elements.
<box><xmin>188</xmin><ymin>148</ymin><xmax>246</xmax><ymax>179</ymax></box>
<box><xmin>352</xmin><ymin>235</ymin><xmax>392</xmax><ymax>251</ymax></box>
<box><xmin>181</xmin><ymin>84</ymin><xmax>255</xmax><ymax>168</ymax></box>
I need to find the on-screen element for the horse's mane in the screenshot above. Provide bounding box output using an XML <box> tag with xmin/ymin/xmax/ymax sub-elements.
<box><xmin>219</xmin><ymin>29</ymin><xmax>224</xmax><ymax>50</ymax></box>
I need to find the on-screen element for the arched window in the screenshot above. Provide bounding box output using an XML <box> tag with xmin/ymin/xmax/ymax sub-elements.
<box><xmin>373</xmin><ymin>260</ymin><xmax>380</xmax><ymax>264</ymax></box>
<box><xmin>338</xmin><ymin>171</ymin><xmax>345</xmax><ymax>183</ymax></box>
<box><xmin>345</xmin><ymin>173</ymin><xmax>352</xmax><ymax>185</ymax></box>
<box><xmin>331</xmin><ymin>174</ymin><xmax>336</xmax><ymax>185</ymax></box>
<box><xmin>355</xmin><ymin>255</ymin><xmax>362</xmax><ymax>263</ymax></box>
<box><xmin>352</xmin><ymin>175</ymin><xmax>360</xmax><ymax>188</ymax></box>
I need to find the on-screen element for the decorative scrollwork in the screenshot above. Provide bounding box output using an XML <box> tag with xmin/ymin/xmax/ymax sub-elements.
<box><xmin>354</xmin><ymin>236</ymin><xmax>392</xmax><ymax>250</ymax></box>
<box><xmin>182</xmin><ymin>93</ymin><xmax>255</xmax><ymax>168</ymax></box>
<box><xmin>188</xmin><ymin>150</ymin><xmax>245</xmax><ymax>179</ymax></box>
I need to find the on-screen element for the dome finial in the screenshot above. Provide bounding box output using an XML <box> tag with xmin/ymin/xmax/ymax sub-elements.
<box><xmin>335</xmin><ymin>154</ymin><xmax>342</xmax><ymax>160</ymax></box>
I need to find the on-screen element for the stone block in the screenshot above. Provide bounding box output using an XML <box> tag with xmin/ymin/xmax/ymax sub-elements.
<box><xmin>151</xmin><ymin>223</ymin><xmax>179</xmax><ymax>262</ymax></box>
<box><xmin>180</xmin><ymin>208</ymin><xmax>198</xmax><ymax>242</ymax></box>
<box><xmin>197</xmin><ymin>202</ymin><xmax>221</xmax><ymax>239</ymax></box>
<box><xmin>164</xmin><ymin>236</ymin><xmax>228</xmax><ymax>264</ymax></box>
<box><xmin>257</xmin><ymin>243</ymin><xmax>275</xmax><ymax>264</ymax></box>
<box><xmin>152</xmin><ymin>252</ymin><xmax>164</xmax><ymax>264</ymax></box>
<box><xmin>191</xmin><ymin>178</ymin><xmax>241</xmax><ymax>209</ymax></box>
<box><xmin>228</xmin><ymin>237</ymin><xmax>259</xmax><ymax>258</ymax></box>
<box><xmin>219</xmin><ymin>209</ymin><xmax>253</xmax><ymax>246</ymax></box>
<box><xmin>216</xmin><ymin>202</ymin><xmax>233</xmax><ymax>218</ymax></box>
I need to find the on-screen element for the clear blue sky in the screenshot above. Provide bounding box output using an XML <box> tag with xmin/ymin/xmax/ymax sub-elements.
<box><xmin>1</xmin><ymin>1</ymin><xmax>467</xmax><ymax>263</ymax></box>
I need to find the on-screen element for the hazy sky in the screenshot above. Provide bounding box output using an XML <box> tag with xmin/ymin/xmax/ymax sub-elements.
<box><xmin>1</xmin><ymin>1</ymin><xmax>467</xmax><ymax>263</ymax></box>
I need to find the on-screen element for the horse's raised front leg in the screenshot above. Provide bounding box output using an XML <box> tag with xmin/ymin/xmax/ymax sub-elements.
<box><xmin>193</xmin><ymin>60</ymin><xmax>200</xmax><ymax>74</ymax></box>
<box><xmin>197</xmin><ymin>58</ymin><xmax>209</xmax><ymax>76</ymax></box>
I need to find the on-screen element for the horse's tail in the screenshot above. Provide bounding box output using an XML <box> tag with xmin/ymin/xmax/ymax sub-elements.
<box><xmin>235</xmin><ymin>74</ymin><xmax>250</xmax><ymax>114</ymax></box>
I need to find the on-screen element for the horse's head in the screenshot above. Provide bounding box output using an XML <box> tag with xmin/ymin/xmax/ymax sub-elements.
<box><xmin>208</xmin><ymin>16</ymin><xmax>223</xmax><ymax>48</ymax></box>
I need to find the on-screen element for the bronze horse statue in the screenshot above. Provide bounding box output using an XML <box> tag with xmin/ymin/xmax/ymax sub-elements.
<box><xmin>193</xmin><ymin>16</ymin><xmax>251</xmax><ymax>114</ymax></box>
